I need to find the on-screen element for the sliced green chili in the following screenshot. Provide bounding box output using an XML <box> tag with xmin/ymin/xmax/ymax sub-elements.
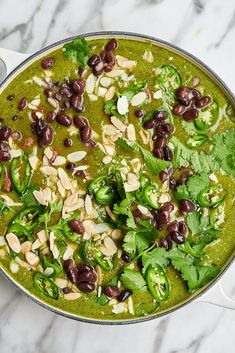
<box><xmin>158</xmin><ymin>64</ymin><xmax>181</xmax><ymax>100</ymax></box>
<box><xmin>42</xmin><ymin>256</ymin><xmax>62</xmax><ymax>276</ymax></box>
<box><xmin>0</xmin><ymin>164</ymin><xmax>5</xmax><ymax>190</ymax></box>
<box><xmin>145</xmin><ymin>264</ymin><xmax>170</xmax><ymax>302</ymax></box>
<box><xmin>7</xmin><ymin>206</ymin><xmax>42</xmax><ymax>240</ymax></box>
<box><xmin>142</xmin><ymin>185</ymin><xmax>159</xmax><ymax>209</ymax></box>
<box><xmin>10</xmin><ymin>154</ymin><xmax>32</xmax><ymax>194</ymax></box>
<box><xmin>95</xmin><ymin>185</ymin><xmax>116</xmax><ymax>205</ymax></box>
<box><xmin>209</xmin><ymin>202</ymin><xmax>225</xmax><ymax>229</ymax></box>
<box><xmin>198</xmin><ymin>185</ymin><xmax>226</xmax><ymax>207</ymax></box>
<box><xmin>92</xmin><ymin>249</ymin><xmax>113</xmax><ymax>271</ymax></box>
<box><xmin>33</xmin><ymin>272</ymin><xmax>59</xmax><ymax>299</ymax></box>
<box><xmin>88</xmin><ymin>175</ymin><xmax>107</xmax><ymax>194</ymax></box>
<box><xmin>186</xmin><ymin>134</ymin><xmax>208</xmax><ymax>149</ymax></box>
<box><xmin>194</xmin><ymin>100</ymin><xmax>219</xmax><ymax>131</ymax></box>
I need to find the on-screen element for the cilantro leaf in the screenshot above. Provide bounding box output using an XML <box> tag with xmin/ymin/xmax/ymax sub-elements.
<box><xmin>104</xmin><ymin>99</ymin><xmax>126</xmax><ymax>121</ymax></box>
<box><xmin>174</xmin><ymin>184</ymin><xmax>190</xmax><ymax>201</ymax></box>
<box><xmin>167</xmin><ymin>247</ymin><xmax>220</xmax><ymax>292</ymax></box>
<box><xmin>120</xmin><ymin>269</ymin><xmax>146</xmax><ymax>292</ymax></box>
<box><xmin>117</xmin><ymin>137</ymin><xmax>135</xmax><ymax>153</ymax></box>
<box><xmin>95</xmin><ymin>293</ymin><xmax>109</xmax><ymax>305</ymax></box>
<box><xmin>186</xmin><ymin>211</ymin><xmax>201</xmax><ymax>235</ymax></box>
<box><xmin>21</xmin><ymin>184</ymin><xmax>39</xmax><ymax>206</ymax></box>
<box><xmin>211</xmin><ymin>128</ymin><xmax>235</xmax><ymax>177</ymax></box>
<box><xmin>63</xmin><ymin>37</ymin><xmax>90</xmax><ymax>68</ymax></box>
<box><xmin>122</xmin><ymin>80</ymin><xmax>147</xmax><ymax>102</ymax></box>
<box><xmin>113</xmin><ymin>197</ymin><xmax>136</xmax><ymax>229</ymax></box>
<box><xmin>139</xmin><ymin>146</ymin><xmax>170</xmax><ymax>175</ymax></box>
<box><xmin>142</xmin><ymin>247</ymin><xmax>169</xmax><ymax>274</ymax></box>
<box><xmin>123</xmin><ymin>230</ymin><xmax>151</xmax><ymax>256</ymax></box>
<box><xmin>186</xmin><ymin>173</ymin><xmax>209</xmax><ymax>201</ymax></box>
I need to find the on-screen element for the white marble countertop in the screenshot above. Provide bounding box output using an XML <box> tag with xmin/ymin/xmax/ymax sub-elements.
<box><xmin>0</xmin><ymin>0</ymin><xmax>234</xmax><ymax>352</ymax></box>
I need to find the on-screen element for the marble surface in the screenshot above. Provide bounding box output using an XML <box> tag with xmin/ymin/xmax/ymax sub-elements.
<box><xmin>0</xmin><ymin>0</ymin><xmax>235</xmax><ymax>352</ymax></box>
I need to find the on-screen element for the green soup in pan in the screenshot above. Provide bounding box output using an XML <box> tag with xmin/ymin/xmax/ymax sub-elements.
<box><xmin>0</xmin><ymin>35</ymin><xmax>234</xmax><ymax>321</ymax></box>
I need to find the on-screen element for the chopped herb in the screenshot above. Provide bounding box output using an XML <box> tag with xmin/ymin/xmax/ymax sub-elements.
<box><xmin>104</xmin><ymin>99</ymin><xmax>126</xmax><ymax>121</ymax></box>
<box><xmin>187</xmin><ymin>211</ymin><xmax>201</xmax><ymax>235</ymax></box>
<box><xmin>21</xmin><ymin>184</ymin><xmax>40</xmax><ymax>206</ymax></box>
<box><xmin>175</xmin><ymin>173</ymin><xmax>209</xmax><ymax>202</ymax></box>
<box><xmin>138</xmin><ymin>146</ymin><xmax>170</xmax><ymax>175</ymax></box>
<box><xmin>120</xmin><ymin>269</ymin><xmax>146</xmax><ymax>292</ymax></box>
<box><xmin>95</xmin><ymin>293</ymin><xmax>109</xmax><ymax>305</ymax></box>
<box><xmin>142</xmin><ymin>248</ymin><xmax>169</xmax><ymax>274</ymax></box>
<box><xmin>123</xmin><ymin>230</ymin><xmax>151</xmax><ymax>257</ymax></box>
<box><xmin>63</xmin><ymin>37</ymin><xmax>90</xmax><ymax>68</ymax></box>
<box><xmin>113</xmin><ymin>197</ymin><xmax>136</xmax><ymax>229</ymax></box>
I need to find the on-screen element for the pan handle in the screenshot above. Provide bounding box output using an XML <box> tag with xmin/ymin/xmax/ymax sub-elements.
<box><xmin>197</xmin><ymin>262</ymin><xmax>235</xmax><ymax>309</ymax></box>
<box><xmin>0</xmin><ymin>48</ymin><xmax>30</xmax><ymax>83</ymax></box>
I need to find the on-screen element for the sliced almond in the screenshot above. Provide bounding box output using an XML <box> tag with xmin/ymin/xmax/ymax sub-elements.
<box><xmin>116</xmin><ymin>55</ymin><xmax>137</xmax><ymax>69</ymax></box>
<box><xmin>49</xmin><ymin>231</ymin><xmax>55</xmax><ymax>252</ymax></box>
<box><xmin>29</xmin><ymin>156</ymin><xmax>40</xmax><ymax>170</ymax></box>
<box><xmin>100</xmin><ymin>77</ymin><xmax>113</xmax><ymax>88</ymax></box>
<box><xmin>10</xmin><ymin>149</ymin><xmax>23</xmax><ymax>159</ymax></box>
<box><xmin>21</xmin><ymin>241</ymin><xmax>32</xmax><ymax>254</ymax></box>
<box><xmin>25</xmin><ymin>251</ymin><xmax>40</xmax><ymax>266</ymax></box>
<box><xmin>88</xmin><ymin>93</ymin><xmax>98</xmax><ymax>102</ymax></box>
<box><xmin>55</xmin><ymin>278</ymin><xmax>68</xmax><ymax>288</ymax></box>
<box><xmin>40</xmin><ymin>166</ymin><xmax>57</xmax><ymax>176</ymax></box>
<box><xmin>105</xmin><ymin>68</ymin><xmax>125</xmax><ymax>78</ymax></box>
<box><xmin>67</xmin><ymin>151</ymin><xmax>87</xmax><ymax>163</ymax></box>
<box><xmin>32</xmin><ymin>239</ymin><xmax>42</xmax><ymax>251</ymax></box>
<box><xmin>104</xmin><ymin>236</ymin><xmax>117</xmax><ymax>255</ymax></box>
<box><xmin>63</xmin><ymin>245</ymin><xmax>74</xmax><ymax>260</ymax></box>
<box><xmin>97</xmin><ymin>87</ymin><xmax>107</xmax><ymax>97</ymax></box>
<box><xmin>37</xmin><ymin>230</ymin><xmax>47</xmax><ymax>244</ymax></box>
<box><xmin>127</xmin><ymin>173</ymin><xmax>138</xmax><ymax>185</ymax></box>
<box><xmin>47</xmin><ymin>97</ymin><xmax>59</xmax><ymax>110</ymax></box>
<box><xmin>10</xmin><ymin>262</ymin><xmax>19</xmax><ymax>274</ymax></box>
<box><xmin>58</xmin><ymin>168</ymin><xmax>71</xmax><ymax>190</ymax></box>
<box><xmin>64</xmin><ymin>192</ymin><xmax>78</xmax><ymax>207</ymax></box>
<box><xmin>33</xmin><ymin>76</ymin><xmax>48</xmax><ymax>88</ymax></box>
<box><xmin>143</xmin><ymin>50</ymin><xmax>154</xmax><ymax>63</ymax></box>
<box><xmin>111</xmin><ymin>116</ymin><xmax>126</xmax><ymax>132</ymax></box>
<box><xmin>111</xmin><ymin>229</ymin><xmax>122</xmax><ymax>240</ymax></box>
<box><xmin>102</xmin><ymin>156</ymin><xmax>112</xmax><ymax>164</ymax></box>
<box><xmin>126</xmin><ymin>124</ymin><xmax>136</xmax><ymax>141</ymax></box>
<box><xmin>153</xmin><ymin>90</ymin><xmax>162</xmax><ymax>99</ymax></box>
<box><xmin>105</xmin><ymin>86</ymin><xmax>115</xmax><ymax>101</ymax></box>
<box><xmin>117</xmin><ymin>96</ymin><xmax>129</xmax><ymax>115</ymax></box>
<box><xmin>103</xmin><ymin>143</ymin><xmax>115</xmax><ymax>156</ymax></box>
<box><xmin>52</xmin><ymin>156</ymin><xmax>66</xmax><ymax>166</ymax></box>
<box><xmin>130</xmin><ymin>92</ymin><xmax>147</xmax><ymax>106</ymax></box>
<box><xmin>64</xmin><ymin>292</ymin><xmax>81</xmax><ymax>300</ymax></box>
<box><xmin>85</xmin><ymin>73</ymin><xmax>96</xmax><ymax>94</ymax></box>
<box><xmin>85</xmin><ymin>194</ymin><xmax>93</xmax><ymax>215</ymax></box>
<box><xmin>103</xmin><ymin>124</ymin><xmax>117</xmax><ymax>136</ymax></box>
<box><xmin>83</xmin><ymin>220</ymin><xmax>95</xmax><ymax>235</ymax></box>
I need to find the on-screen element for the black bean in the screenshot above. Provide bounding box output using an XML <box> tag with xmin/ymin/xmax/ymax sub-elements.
<box><xmin>62</xmin><ymin>287</ymin><xmax>72</xmax><ymax>294</ymax></box>
<box><xmin>166</xmin><ymin>235</ymin><xmax>173</xmax><ymax>250</ymax></box>
<box><xmin>7</xmin><ymin>95</ymin><xmax>15</xmax><ymax>101</ymax></box>
<box><xmin>75</xmin><ymin>170</ymin><xmax>86</xmax><ymax>178</ymax></box>
<box><xmin>69</xmin><ymin>219</ymin><xmax>85</xmax><ymax>234</ymax></box>
<box><xmin>0</xmin><ymin>151</ymin><xmax>10</xmax><ymax>161</ymax></box>
<box><xmin>191</xmin><ymin>89</ymin><xmax>201</xmax><ymax>100</ymax></box>
<box><xmin>134</xmin><ymin>109</ymin><xmax>146</xmax><ymax>118</ymax></box>
<box><xmin>59</xmin><ymin>84</ymin><xmax>73</xmax><ymax>98</ymax></box>
<box><xmin>157</xmin><ymin>210</ymin><xmax>170</xmax><ymax>225</ymax></box>
<box><xmin>176</xmin><ymin>87</ymin><xmax>194</xmax><ymax>106</ymax></box>
<box><xmin>0</xmin><ymin>141</ymin><xmax>9</xmax><ymax>151</ymax></box>
<box><xmin>77</xmin><ymin>271</ymin><xmax>97</xmax><ymax>284</ymax></box>
<box><xmin>171</xmin><ymin>231</ymin><xmax>185</xmax><ymax>244</ymax></box>
<box><xmin>105</xmin><ymin>39</ymin><xmax>118</xmax><ymax>52</ymax></box>
<box><xmin>63</xmin><ymin>259</ymin><xmax>78</xmax><ymax>284</ymax></box>
<box><xmin>163</xmin><ymin>146</ymin><xmax>173</xmax><ymax>161</ymax></box>
<box><xmin>159</xmin><ymin>170</ymin><xmax>168</xmax><ymax>182</ymax></box>
<box><xmin>18</xmin><ymin>97</ymin><xmax>28</xmax><ymax>111</ymax></box>
<box><xmin>0</xmin><ymin>126</ymin><xmax>12</xmax><ymax>141</ymax></box>
<box><xmin>77</xmin><ymin>263</ymin><xmax>94</xmax><ymax>274</ymax></box>
<box><xmin>103</xmin><ymin>52</ymin><xmax>115</xmax><ymax>65</ymax></box>
<box><xmin>93</xmin><ymin>61</ymin><xmax>104</xmax><ymax>76</ymax></box>
<box><xmin>62</xmin><ymin>101</ymin><xmax>71</xmax><ymax>110</ymax></box>
<box><xmin>73</xmin><ymin>115</ymin><xmax>88</xmax><ymax>129</ymax></box>
<box><xmin>117</xmin><ymin>289</ymin><xmax>132</xmax><ymax>302</ymax></box>
<box><xmin>54</xmin><ymin>92</ymin><xmax>62</xmax><ymax>101</ymax></box>
<box><xmin>47</xmin><ymin>111</ymin><xmax>57</xmax><ymax>123</ymax></box>
<box><xmin>103</xmin><ymin>63</ymin><xmax>114</xmax><ymax>72</ymax></box>
<box><xmin>143</xmin><ymin>117</ymin><xmax>156</xmax><ymax>130</ymax></box>
<box><xmin>72</xmin><ymin>79</ymin><xmax>85</xmax><ymax>94</ymax></box>
<box><xmin>121</xmin><ymin>253</ymin><xmax>132</xmax><ymax>263</ymax></box>
<box><xmin>169</xmin><ymin>178</ymin><xmax>177</xmax><ymax>190</ymax></box>
<box><xmin>172</xmin><ymin>104</ymin><xmax>187</xmax><ymax>116</ymax></box>
<box><xmin>64</xmin><ymin>138</ymin><xmax>73</xmax><ymax>147</ymax></box>
<box><xmin>155</xmin><ymin>123</ymin><xmax>169</xmax><ymax>137</ymax></box>
<box><xmin>44</xmin><ymin>88</ymin><xmax>54</xmax><ymax>97</ymax></box>
<box><xmin>154</xmin><ymin>137</ymin><xmax>167</xmax><ymax>149</ymax></box>
<box><xmin>179</xmin><ymin>199</ymin><xmax>196</xmax><ymax>214</ymax></box>
<box><xmin>132</xmin><ymin>208</ymin><xmax>142</xmax><ymax>223</ymax></box>
<box><xmin>153</xmin><ymin>110</ymin><xmax>167</xmax><ymax>121</ymax></box>
<box><xmin>56</xmin><ymin>114</ymin><xmax>72</xmax><ymax>126</ymax></box>
<box><xmin>81</xmin><ymin>126</ymin><xmax>92</xmax><ymax>142</ymax></box>
<box><xmin>183</xmin><ymin>108</ymin><xmax>198</xmax><ymax>121</ymax></box>
<box><xmin>66</xmin><ymin>162</ymin><xmax>76</xmax><ymax>171</ymax></box>
<box><xmin>71</xmin><ymin>94</ymin><xmax>83</xmax><ymax>112</ymax></box>
<box><xmin>77</xmin><ymin>282</ymin><xmax>95</xmax><ymax>293</ymax></box>
<box><xmin>84</xmin><ymin>139</ymin><xmax>97</xmax><ymax>148</ymax></box>
<box><xmin>153</xmin><ymin>148</ymin><xmax>164</xmax><ymax>159</ymax></box>
<box><xmin>160</xmin><ymin>237</ymin><xmax>169</xmax><ymax>250</ymax></box>
<box><xmin>161</xmin><ymin>203</ymin><xmax>174</xmax><ymax>213</ymax></box>
<box><xmin>88</xmin><ymin>54</ymin><xmax>101</xmax><ymax>67</ymax></box>
<box><xmin>195</xmin><ymin>96</ymin><xmax>212</xmax><ymax>108</ymax></box>
<box><xmin>38</xmin><ymin>125</ymin><xmax>54</xmax><ymax>147</ymax></box>
<box><xmin>12</xmin><ymin>115</ymin><xmax>18</xmax><ymax>121</ymax></box>
<box><xmin>176</xmin><ymin>170</ymin><xmax>193</xmax><ymax>186</ymax></box>
<box><xmin>178</xmin><ymin>221</ymin><xmax>187</xmax><ymax>236</ymax></box>
<box><xmin>167</xmin><ymin>221</ymin><xmax>179</xmax><ymax>233</ymax></box>
<box><xmin>103</xmin><ymin>286</ymin><xmax>120</xmax><ymax>298</ymax></box>
<box><xmin>41</xmin><ymin>57</ymin><xmax>54</xmax><ymax>69</ymax></box>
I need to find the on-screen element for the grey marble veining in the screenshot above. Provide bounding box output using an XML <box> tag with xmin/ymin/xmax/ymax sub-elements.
<box><xmin>0</xmin><ymin>0</ymin><xmax>234</xmax><ymax>352</ymax></box>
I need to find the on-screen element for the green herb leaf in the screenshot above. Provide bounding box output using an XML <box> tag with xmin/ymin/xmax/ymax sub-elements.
<box><xmin>95</xmin><ymin>293</ymin><xmax>109</xmax><ymax>305</ymax></box>
<box><xmin>113</xmin><ymin>197</ymin><xmax>136</xmax><ymax>229</ymax></box>
<box><xmin>186</xmin><ymin>211</ymin><xmax>201</xmax><ymax>235</ymax></box>
<box><xmin>142</xmin><ymin>248</ymin><xmax>169</xmax><ymax>274</ymax></box>
<box><xmin>174</xmin><ymin>184</ymin><xmax>190</xmax><ymax>201</ymax></box>
<box><xmin>122</xmin><ymin>80</ymin><xmax>147</xmax><ymax>102</ymax></box>
<box><xmin>117</xmin><ymin>137</ymin><xmax>135</xmax><ymax>153</ymax></box>
<box><xmin>104</xmin><ymin>99</ymin><xmax>126</xmax><ymax>121</ymax></box>
<box><xmin>21</xmin><ymin>184</ymin><xmax>39</xmax><ymax>206</ymax></box>
<box><xmin>120</xmin><ymin>269</ymin><xmax>146</xmax><ymax>292</ymax></box>
<box><xmin>123</xmin><ymin>230</ymin><xmax>150</xmax><ymax>256</ymax></box>
<box><xmin>211</xmin><ymin>128</ymin><xmax>235</xmax><ymax>177</ymax></box>
<box><xmin>186</xmin><ymin>173</ymin><xmax>209</xmax><ymax>201</ymax></box>
<box><xmin>63</xmin><ymin>37</ymin><xmax>90</xmax><ymax>68</ymax></box>
<box><xmin>139</xmin><ymin>146</ymin><xmax>170</xmax><ymax>175</ymax></box>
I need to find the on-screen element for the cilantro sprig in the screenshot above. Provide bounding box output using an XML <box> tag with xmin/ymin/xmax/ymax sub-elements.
<box><xmin>63</xmin><ymin>37</ymin><xmax>90</xmax><ymax>68</ymax></box>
